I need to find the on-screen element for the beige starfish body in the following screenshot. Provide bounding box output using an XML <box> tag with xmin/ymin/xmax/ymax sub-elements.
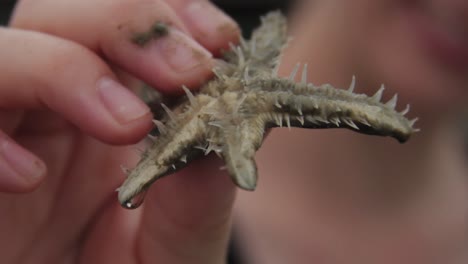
<box><xmin>117</xmin><ymin>12</ymin><xmax>417</xmax><ymax>209</ymax></box>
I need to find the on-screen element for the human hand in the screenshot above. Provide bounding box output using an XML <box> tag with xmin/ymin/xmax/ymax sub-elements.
<box><xmin>0</xmin><ymin>0</ymin><xmax>240</xmax><ymax>263</ymax></box>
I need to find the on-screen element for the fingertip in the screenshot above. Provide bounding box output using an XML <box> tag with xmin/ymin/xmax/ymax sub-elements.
<box><xmin>153</xmin><ymin>57</ymin><xmax>216</xmax><ymax>95</ymax></box>
<box><xmin>63</xmin><ymin>75</ymin><xmax>154</xmax><ymax>145</ymax></box>
<box><xmin>0</xmin><ymin>134</ymin><xmax>47</xmax><ymax>193</ymax></box>
<box><xmin>94</xmin><ymin>76</ymin><xmax>154</xmax><ymax>144</ymax></box>
<box><xmin>104</xmin><ymin>23</ymin><xmax>216</xmax><ymax>94</ymax></box>
<box><xmin>98</xmin><ymin>111</ymin><xmax>154</xmax><ymax>145</ymax></box>
<box><xmin>169</xmin><ymin>0</ymin><xmax>241</xmax><ymax>55</ymax></box>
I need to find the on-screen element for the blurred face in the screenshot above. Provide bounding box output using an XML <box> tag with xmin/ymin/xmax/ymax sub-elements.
<box><xmin>361</xmin><ymin>0</ymin><xmax>468</xmax><ymax>109</ymax></box>
<box><xmin>294</xmin><ymin>0</ymin><xmax>468</xmax><ymax>114</ymax></box>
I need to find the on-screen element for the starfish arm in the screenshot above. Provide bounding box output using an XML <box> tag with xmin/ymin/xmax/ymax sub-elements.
<box><xmin>118</xmin><ymin>159</ymin><xmax>168</xmax><ymax>208</ymax></box>
<box><xmin>220</xmin><ymin>117</ymin><xmax>266</xmax><ymax>190</ymax></box>
<box><xmin>221</xmin><ymin>11</ymin><xmax>288</xmax><ymax>81</ymax></box>
<box><xmin>117</xmin><ymin>96</ymin><xmax>214</xmax><ymax>207</ymax></box>
<box><xmin>242</xmin><ymin>11</ymin><xmax>288</xmax><ymax>73</ymax></box>
<box><xmin>243</xmin><ymin>79</ymin><xmax>417</xmax><ymax>142</ymax></box>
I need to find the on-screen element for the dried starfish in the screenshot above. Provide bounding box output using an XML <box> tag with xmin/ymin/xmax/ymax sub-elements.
<box><xmin>117</xmin><ymin>12</ymin><xmax>418</xmax><ymax>209</ymax></box>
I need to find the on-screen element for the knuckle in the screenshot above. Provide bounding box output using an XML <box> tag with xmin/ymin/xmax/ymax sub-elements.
<box><xmin>43</xmin><ymin>40</ymin><xmax>94</xmax><ymax>76</ymax></box>
<box><xmin>34</xmin><ymin>36</ymin><xmax>109</xmax><ymax>95</ymax></box>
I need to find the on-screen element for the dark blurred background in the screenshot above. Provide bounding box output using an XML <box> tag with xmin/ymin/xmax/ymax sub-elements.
<box><xmin>0</xmin><ymin>0</ymin><xmax>15</xmax><ymax>25</ymax></box>
<box><xmin>212</xmin><ymin>0</ymin><xmax>290</xmax><ymax>35</ymax></box>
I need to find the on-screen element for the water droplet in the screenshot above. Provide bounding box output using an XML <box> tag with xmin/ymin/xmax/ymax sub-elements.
<box><xmin>122</xmin><ymin>190</ymin><xmax>147</xmax><ymax>209</ymax></box>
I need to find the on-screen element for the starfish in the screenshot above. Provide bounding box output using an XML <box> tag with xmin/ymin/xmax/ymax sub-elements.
<box><xmin>117</xmin><ymin>12</ymin><xmax>418</xmax><ymax>209</ymax></box>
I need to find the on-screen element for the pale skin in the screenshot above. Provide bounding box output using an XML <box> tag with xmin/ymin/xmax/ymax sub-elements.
<box><xmin>235</xmin><ymin>0</ymin><xmax>468</xmax><ymax>263</ymax></box>
<box><xmin>0</xmin><ymin>0</ymin><xmax>240</xmax><ymax>263</ymax></box>
<box><xmin>1</xmin><ymin>1</ymin><xmax>467</xmax><ymax>264</ymax></box>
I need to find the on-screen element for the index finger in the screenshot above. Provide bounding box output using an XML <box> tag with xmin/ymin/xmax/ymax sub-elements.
<box><xmin>11</xmin><ymin>0</ymin><xmax>240</xmax><ymax>94</ymax></box>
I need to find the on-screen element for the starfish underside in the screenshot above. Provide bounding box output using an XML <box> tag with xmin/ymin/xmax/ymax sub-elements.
<box><xmin>117</xmin><ymin>12</ymin><xmax>418</xmax><ymax>208</ymax></box>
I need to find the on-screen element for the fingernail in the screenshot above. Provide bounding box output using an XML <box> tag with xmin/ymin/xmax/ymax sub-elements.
<box><xmin>97</xmin><ymin>77</ymin><xmax>151</xmax><ymax>124</ymax></box>
<box><xmin>155</xmin><ymin>28</ymin><xmax>213</xmax><ymax>72</ymax></box>
<box><xmin>0</xmin><ymin>139</ymin><xmax>45</xmax><ymax>181</ymax></box>
<box><xmin>184</xmin><ymin>1</ymin><xmax>239</xmax><ymax>39</ymax></box>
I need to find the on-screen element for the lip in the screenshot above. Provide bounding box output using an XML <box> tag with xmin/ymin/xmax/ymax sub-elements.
<box><xmin>404</xmin><ymin>3</ymin><xmax>468</xmax><ymax>72</ymax></box>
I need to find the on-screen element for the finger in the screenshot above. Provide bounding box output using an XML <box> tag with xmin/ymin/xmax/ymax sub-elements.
<box><xmin>0</xmin><ymin>28</ymin><xmax>152</xmax><ymax>144</ymax></box>
<box><xmin>164</xmin><ymin>0</ymin><xmax>240</xmax><ymax>55</ymax></box>
<box><xmin>138</xmin><ymin>156</ymin><xmax>237</xmax><ymax>264</ymax></box>
<box><xmin>11</xmin><ymin>0</ymin><xmax>239</xmax><ymax>94</ymax></box>
<box><xmin>72</xmin><ymin>190</ymin><xmax>143</xmax><ymax>264</ymax></box>
<box><xmin>0</xmin><ymin>130</ymin><xmax>46</xmax><ymax>192</ymax></box>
